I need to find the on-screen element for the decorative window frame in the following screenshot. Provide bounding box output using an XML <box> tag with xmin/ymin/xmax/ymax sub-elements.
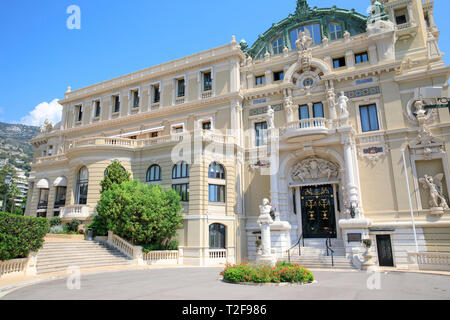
<box><xmin>170</xmin><ymin>121</ymin><xmax>186</xmax><ymax>135</ymax></box>
<box><xmin>110</xmin><ymin>93</ymin><xmax>121</xmax><ymax>119</ymax></box>
<box><xmin>73</xmin><ymin>103</ymin><xmax>84</xmax><ymax>126</ymax></box>
<box><xmin>198</xmin><ymin>67</ymin><xmax>215</xmax><ymax>99</ymax></box>
<box><xmin>249</xmin><ymin>113</ymin><xmax>270</xmax><ymax>148</ymax></box>
<box><xmin>196</xmin><ymin>115</ymin><xmax>215</xmax><ymax>131</ymax></box>
<box><xmin>354</xmin><ymin>98</ymin><xmax>383</xmax><ymax>134</ymax></box>
<box><xmin>173</xmin><ymin>74</ymin><xmax>187</xmax><ymax>105</ymax></box>
<box><xmin>91</xmin><ymin>97</ymin><xmax>102</xmax><ymax>123</ymax></box>
<box><xmin>148</xmin><ymin>81</ymin><xmax>162</xmax><ymax>110</ymax></box>
<box><xmin>128</xmin><ymin>86</ymin><xmax>141</xmax><ymax>114</ymax></box>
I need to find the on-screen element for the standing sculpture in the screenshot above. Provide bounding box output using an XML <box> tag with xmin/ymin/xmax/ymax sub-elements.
<box><xmin>419</xmin><ymin>174</ymin><xmax>449</xmax><ymax>216</ymax></box>
<box><xmin>327</xmin><ymin>88</ymin><xmax>338</xmax><ymax>120</ymax></box>
<box><xmin>256</xmin><ymin>198</ymin><xmax>277</xmax><ymax>266</ymax></box>
<box><xmin>338</xmin><ymin>92</ymin><xmax>349</xmax><ymax>125</ymax></box>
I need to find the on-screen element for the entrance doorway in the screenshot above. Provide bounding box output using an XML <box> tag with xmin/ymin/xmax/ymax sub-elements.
<box><xmin>300</xmin><ymin>185</ymin><xmax>337</xmax><ymax>239</ymax></box>
<box><xmin>376</xmin><ymin>235</ymin><xmax>394</xmax><ymax>267</ymax></box>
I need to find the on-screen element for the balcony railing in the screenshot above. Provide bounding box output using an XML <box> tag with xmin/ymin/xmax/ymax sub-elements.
<box><xmin>60</xmin><ymin>205</ymin><xmax>90</xmax><ymax>220</ymax></box>
<box><xmin>281</xmin><ymin>118</ymin><xmax>331</xmax><ymax>143</ymax></box>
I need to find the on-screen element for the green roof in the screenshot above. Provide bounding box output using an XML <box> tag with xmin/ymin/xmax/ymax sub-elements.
<box><xmin>247</xmin><ymin>0</ymin><xmax>368</xmax><ymax>58</ymax></box>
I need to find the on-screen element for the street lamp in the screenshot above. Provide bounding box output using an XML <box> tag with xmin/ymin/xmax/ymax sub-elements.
<box><xmin>2</xmin><ymin>176</ymin><xmax>12</xmax><ymax>212</ymax></box>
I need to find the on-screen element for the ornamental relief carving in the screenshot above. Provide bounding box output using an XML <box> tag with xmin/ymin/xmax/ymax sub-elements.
<box><xmin>291</xmin><ymin>157</ymin><xmax>339</xmax><ymax>182</ymax></box>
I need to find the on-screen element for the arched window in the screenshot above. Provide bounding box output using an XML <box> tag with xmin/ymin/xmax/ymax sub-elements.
<box><xmin>147</xmin><ymin>165</ymin><xmax>162</xmax><ymax>182</ymax></box>
<box><xmin>76</xmin><ymin>166</ymin><xmax>89</xmax><ymax>205</ymax></box>
<box><xmin>208</xmin><ymin>162</ymin><xmax>225</xmax><ymax>179</ymax></box>
<box><xmin>104</xmin><ymin>163</ymin><xmax>126</xmax><ymax>177</ymax></box>
<box><xmin>209</xmin><ymin>224</ymin><xmax>226</xmax><ymax>249</ymax></box>
<box><xmin>172</xmin><ymin>161</ymin><xmax>189</xmax><ymax>179</ymax></box>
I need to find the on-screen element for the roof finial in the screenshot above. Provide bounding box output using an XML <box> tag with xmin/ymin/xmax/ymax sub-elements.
<box><xmin>296</xmin><ymin>0</ymin><xmax>310</xmax><ymax>15</ymax></box>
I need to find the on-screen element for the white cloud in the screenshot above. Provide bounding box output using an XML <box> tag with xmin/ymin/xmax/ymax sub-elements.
<box><xmin>21</xmin><ymin>99</ymin><xmax>63</xmax><ymax>126</ymax></box>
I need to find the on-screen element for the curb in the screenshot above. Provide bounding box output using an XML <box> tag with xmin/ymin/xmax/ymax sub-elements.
<box><xmin>221</xmin><ymin>278</ymin><xmax>317</xmax><ymax>287</ymax></box>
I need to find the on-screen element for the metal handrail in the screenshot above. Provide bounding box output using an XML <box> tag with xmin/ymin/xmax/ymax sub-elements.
<box><xmin>326</xmin><ymin>237</ymin><xmax>335</xmax><ymax>267</ymax></box>
<box><xmin>287</xmin><ymin>233</ymin><xmax>304</xmax><ymax>262</ymax></box>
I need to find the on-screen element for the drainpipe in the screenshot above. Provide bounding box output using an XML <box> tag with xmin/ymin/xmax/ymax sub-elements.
<box><xmin>402</xmin><ymin>148</ymin><xmax>420</xmax><ymax>254</ymax></box>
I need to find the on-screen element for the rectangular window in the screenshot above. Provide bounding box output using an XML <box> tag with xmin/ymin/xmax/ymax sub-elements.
<box><xmin>174</xmin><ymin>126</ymin><xmax>184</xmax><ymax>134</ymax></box>
<box><xmin>273</xmin><ymin>37</ymin><xmax>283</xmax><ymax>55</ymax></box>
<box><xmin>132</xmin><ymin>90</ymin><xmax>139</xmax><ymax>108</ymax></box>
<box><xmin>75</xmin><ymin>105</ymin><xmax>83</xmax><ymax>122</ymax></box>
<box><xmin>152</xmin><ymin>85</ymin><xmax>160</xmax><ymax>103</ymax></box>
<box><xmin>333</xmin><ymin>57</ymin><xmax>346</xmax><ymax>69</ymax></box>
<box><xmin>360</xmin><ymin>104</ymin><xmax>380</xmax><ymax>132</ymax></box>
<box><xmin>329</xmin><ymin>23</ymin><xmax>343</xmax><ymax>40</ymax></box>
<box><xmin>151</xmin><ymin>132</ymin><xmax>159</xmax><ymax>138</ymax></box>
<box><xmin>177</xmin><ymin>78</ymin><xmax>185</xmax><ymax>98</ymax></box>
<box><xmin>355</xmin><ymin>52</ymin><xmax>369</xmax><ymax>64</ymax></box>
<box><xmin>202</xmin><ymin>121</ymin><xmax>212</xmax><ymax>130</ymax></box>
<box><xmin>255</xmin><ymin>121</ymin><xmax>268</xmax><ymax>147</ymax></box>
<box><xmin>94</xmin><ymin>100</ymin><xmax>101</xmax><ymax>118</ymax></box>
<box><xmin>209</xmin><ymin>184</ymin><xmax>226</xmax><ymax>203</ymax></box>
<box><xmin>203</xmin><ymin>72</ymin><xmax>212</xmax><ymax>92</ymax></box>
<box><xmin>394</xmin><ymin>8</ymin><xmax>408</xmax><ymax>25</ymax></box>
<box><xmin>54</xmin><ymin>187</ymin><xmax>67</xmax><ymax>208</ymax></box>
<box><xmin>113</xmin><ymin>95</ymin><xmax>120</xmax><ymax>113</ymax></box>
<box><xmin>299</xmin><ymin>105</ymin><xmax>310</xmax><ymax>120</ymax></box>
<box><xmin>255</xmin><ymin>75</ymin><xmax>266</xmax><ymax>86</ymax></box>
<box><xmin>38</xmin><ymin>189</ymin><xmax>49</xmax><ymax>209</ymax></box>
<box><xmin>313</xmin><ymin>102</ymin><xmax>324</xmax><ymax>118</ymax></box>
<box><xmin>172</xmin><ymin>184</ymin><xmax>189</xmax><ymax>202</ymax></box>
<box><xmin>273</xmin><ymin>71</ymin><xmax>284</xmax><ymax>82</ymax></box>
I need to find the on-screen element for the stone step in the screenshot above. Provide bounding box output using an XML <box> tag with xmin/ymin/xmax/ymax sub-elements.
<box><xmin>37</xmin><ymin>253</ymin><xmax>130</xmax><ymax>262</ymax></box>
<box><xmin>37</xmin><ymin>261</ymin><xmax>133</xmax><ymax>274</ymax></box>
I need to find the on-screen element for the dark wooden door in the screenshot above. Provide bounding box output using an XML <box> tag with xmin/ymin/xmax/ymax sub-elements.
<box><xmin>376</xmin><ymin>235</ymin><xmax>394</xmax><ymax>267</ymax></box>
<box><xmin>301</xmin><ymin>185</ymin><xmax>337</xmax><ymax>239</ymax></box>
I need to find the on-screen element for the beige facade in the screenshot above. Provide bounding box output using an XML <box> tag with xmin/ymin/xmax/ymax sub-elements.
<box><xmin>26</xmin><ymin>0</ymin><xmax>450</xmax><ymax>267</ymax></box>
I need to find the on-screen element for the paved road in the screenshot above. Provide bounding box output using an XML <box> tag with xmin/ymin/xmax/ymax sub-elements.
<box><xmin>2</xmin><ymin>267</ymin><xmax>450</xmax><ymax>300</ymax></box>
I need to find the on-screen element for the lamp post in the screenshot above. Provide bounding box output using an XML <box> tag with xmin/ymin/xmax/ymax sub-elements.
<box><xmin>2</xmin><ymin>176</ymin><xmax>12</xmax><ymax>212</ymax></box>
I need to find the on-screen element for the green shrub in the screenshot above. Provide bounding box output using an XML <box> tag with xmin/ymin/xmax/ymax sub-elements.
<box><xmin>49</xmin><ymin>216</ymin><xmax>61</xmax><ymax>227</ymax></box>
<box><xmin>221</xmin><ymin>262</ymin><xmax>314</xmax><ymax>284</ymax></box>
<box><xmin>94</xmin><ymin>180</ymin><xmax>183</xmax><ymax>248</ymax></box>
<box><xmin>0</xmin><ymin>212</ymin><xmax>50</xmax><ymax>261</ymax></box>
<box><xmin>66</xmin><ymin>219</ymin><xmax>81</xmax><ymax>233</ymax></box>
<box><xmin>49</xmin><ymin>225</ymin><xmax>64</xmax><ymax>234</ymax></box>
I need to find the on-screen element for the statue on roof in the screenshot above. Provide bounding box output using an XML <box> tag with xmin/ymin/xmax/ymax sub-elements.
<box><xmin>367</xmin><ymin>1</ymin><xmax>389</xmax><ymax>24</ymax></box>
<box><xmin>296</xmin><ymin>0</ymin><xmax>310</xmax><ymax>15</ymax></box>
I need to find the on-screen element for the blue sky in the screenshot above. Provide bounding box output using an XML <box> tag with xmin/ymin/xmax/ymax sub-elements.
<box><xmin>0</xmin><ymin>0</ymin><xmax>449</xmax><ymax>125</ymax></box>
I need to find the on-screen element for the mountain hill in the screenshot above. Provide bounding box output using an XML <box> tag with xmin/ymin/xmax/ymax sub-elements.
<box><xmin>0</xmin><ymin>122</ymin><xmax>40</xmax><ymax>173</ymax></box>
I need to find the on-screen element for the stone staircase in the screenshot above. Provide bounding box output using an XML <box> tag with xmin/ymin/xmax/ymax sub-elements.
<box><xmin>36</xmin><ymin>241</ymin><xmax>134</xmax><ymax>274</ymax></box>
<box><xmin>286</xmin><ymin>239</ymin><xmax>356</xmax><ymax>270</ymax></box>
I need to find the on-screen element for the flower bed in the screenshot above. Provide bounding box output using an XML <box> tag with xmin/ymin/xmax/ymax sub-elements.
<box><xmin>221</xmin><ymin>262</ymin><xmax>314</xmax><ymax>284</ymax></box>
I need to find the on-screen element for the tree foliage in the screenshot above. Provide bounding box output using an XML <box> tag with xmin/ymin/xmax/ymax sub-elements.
<box><xmin>93</xmin><ymin>180</ymin><xmax>183</xmax><ymax>248</ymax></box>
<box><xmin>100</xmin><ymin>160</ymin><xmax>131</xmax><ymax>193</ymax></box>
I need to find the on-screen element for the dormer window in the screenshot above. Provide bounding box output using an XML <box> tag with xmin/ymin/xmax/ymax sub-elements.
<box><xmin>291</xmin><ymin>24</ymin><xmax>322</xmax><ymax>48</ymax></box>
<box><xmin>153</xmin><ymin>85</ymin><xmax>160</xmax><ymax>103</ymax></box>
<box><xmin>202</xmin><ymin>121</ymin><xmax>212</xmax><ymax>130</ymax></box>
<box><xmin>329</xmin><ymin>23</ymin><xmax>343</xmax><ymax>40</ymax></box>
<box><xmin>272</xmin><ymin>37</ymin><xmax>283</xmax><ymax>55</ymax></box>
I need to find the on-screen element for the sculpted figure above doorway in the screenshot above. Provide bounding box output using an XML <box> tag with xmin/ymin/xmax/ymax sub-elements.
<box><xmin>291</xmin><ymin>157</ymin><xmax>339</xmax><ymax>182</ymax></box>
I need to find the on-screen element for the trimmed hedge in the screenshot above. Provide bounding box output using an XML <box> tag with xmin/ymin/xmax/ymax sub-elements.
<box><xmin>221</xmin><ymin>262</ymin><xmax>314</xmax><ymax>284</ymax></box>
<box><xmin>0</xmin><ymin>212</ymin><xmax>50</xmax><ymax>261</ymax></box>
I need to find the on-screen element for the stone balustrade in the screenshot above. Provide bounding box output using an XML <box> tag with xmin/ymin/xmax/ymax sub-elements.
<box><xmin>208</xmin><ymin>249</ymin><xmax>227</xmax><ymax>265</ymax></box>
<box><xmin>60</xmin><ymin>205</ymin><xmax>91</xmax><ymax>220</ymax></box>
<box><xmin>281</xmin><ymin>118</ymin><xmax>331</xmax><ymax>143</ymax></box>
<box><xmin>0</xmin><ymin>258</ymin><xmax>28</xmax><ymax>277</ymax></box>
<box><xmin>408</xmin><ymin>252</ymin><xmax>450</xmax><ymax>272</ymax></box>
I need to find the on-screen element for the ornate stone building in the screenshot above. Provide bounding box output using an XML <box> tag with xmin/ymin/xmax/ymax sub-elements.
<box><xmin>26</xmin><ymin>0</ymin><xmax>450</xmax><ymax>268</ymax></box>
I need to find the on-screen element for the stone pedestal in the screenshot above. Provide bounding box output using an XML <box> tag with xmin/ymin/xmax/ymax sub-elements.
<box><xmin>270</xmin><ymin>221</ymin><xmax>292</xmax><ymax>259</ymax></box>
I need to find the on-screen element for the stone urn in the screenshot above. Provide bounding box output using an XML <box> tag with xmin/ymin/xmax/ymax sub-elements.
<box><xmin>361</xmin><ymin>238</ymin><xmax>376</xmax><ymax>270</ymax></box>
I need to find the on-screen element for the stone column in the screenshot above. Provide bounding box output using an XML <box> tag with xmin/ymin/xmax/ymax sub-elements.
<box><xmin>343</xmin><ymin>135</ymin><xmax>360</xmax><ymax>217</ymax></box>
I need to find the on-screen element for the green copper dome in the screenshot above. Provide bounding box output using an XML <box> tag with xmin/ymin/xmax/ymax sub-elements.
<box><xmin>247</xmin><ymin>0</ymin><xmax>368</xmax><ymax>59</ymax></box>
